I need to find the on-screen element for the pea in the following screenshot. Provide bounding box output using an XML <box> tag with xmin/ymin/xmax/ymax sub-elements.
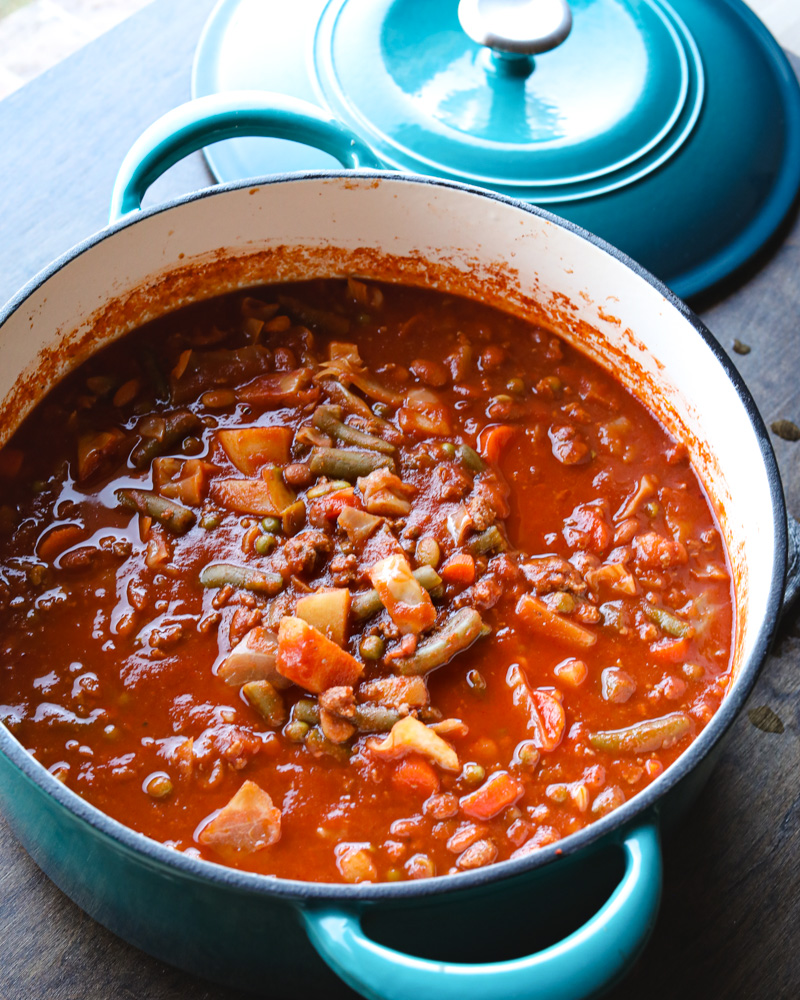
<box><xmin>506</xmin><ymin>377</ymin><xmax>525</xmax><ymax>395</ymax></box>
<box><xmin>516</xmin><ymin>742</ymin><xmax>540</xmax><ymax>770</ymax></box>
<box><xmin>144</xmin><ymin>772</ymin><xmax>173</xmax><ymax>800</ymax></box>
<box><xmin>440</xmin><ymin>442</ymin><xmax>456</xmax><ymax>458</ymax></box>
<box><xmin>261</xmin><ymin>516</ymin><xmax>282</xmax><ymax>534</ymax></box>
<box><xmin>461</xmin><ymin>762</ymin><xmax>485</xmax><ymax>786</ymax></box>
<box><xmin>255</xmin><ymin>533</ymin><xmax>277</xmax><ymax>556</ymax></box>
<box><xmin>359</xmin><ymin>634</ymin><xmax>385</xmax><ymax>660</ymax></box>
<box><xmin>181</xmin><ymin>436</ymin><xmax>203</xmax><ymax>456</ymax></box>
<box><xmin>200</xmin><ymin>511</ymin><xmax>221</xmax><ymax>530</ymax></box>
<box><xmin>284</xmin><ymin>719</ymin><xmax>310</xmax><ymax>742</ymax></box>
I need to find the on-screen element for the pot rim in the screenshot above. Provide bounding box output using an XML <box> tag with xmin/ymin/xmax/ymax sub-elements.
<box><xmin>0</xmin><ymin>169</ymin><xmax>787</xmax><ymax>904</ymax></box>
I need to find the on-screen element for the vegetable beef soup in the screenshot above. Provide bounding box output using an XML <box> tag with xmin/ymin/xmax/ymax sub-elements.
<box><xmin>0</xmin><ymin>278</ymin><xmax>733</xmax><ymax>883</ymax></box>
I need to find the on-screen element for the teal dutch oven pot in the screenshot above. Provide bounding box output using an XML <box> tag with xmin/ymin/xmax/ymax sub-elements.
<box><xmin>0</xmin><ymin>93</ymin><xmax>791</xmax><ymax>1000</ymax></box>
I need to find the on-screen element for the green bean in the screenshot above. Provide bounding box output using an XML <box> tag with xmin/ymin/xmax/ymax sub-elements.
<box><xmin>199</xmin><ymin>562</ymin><xmax>283</xmax><ymax>595</ymax></box>
<box><xmin>353</xmin><ymin>704</ymin><xmax>403</xmax><ymax>733</ymax></box>
<box><xmin>394</xmin><ymin>608</ymin><xmax>490</xmax><ymax>676</ymax></box>
<box><xmin>588</xmin><ymin>712</ymin><xmax>693</xmax><ymax>754</ymax></box>
<box><xmin>277</xmin><ymin>294</ymin><xmax>351</xmax><ymax>337</ymax></box>
<box><xmin>293</xmin><ymin>698</ymin><xmax>321</xmax><ymax>725</ymax></box>
<box><xmin>305</xmin><ymin>726</ymin><xmax>351</xmax><ymax>762</ymax></box>
<box><xmin>467</xmin><ymin>524</ymin><xmax>506</xmax><ymax>555</ymax></box>
<box><xmin>309</xmin><ymin>446</ymin><xmax>395</xmax><ymax>480</ymax></box>
<box><xmin>351</xmin><ymin>566</ymin><xmax>443</xmax><ymax>621</ymax></box>
<box><xmin>115</xmin><ymin>488</ymin><xmax>196</xmax><ymax>536</ymax></box>
<box><xmin>457</xmin><ymin>444</ymin><xmax>485</xmax><ymax>473</ymax></box>
<box><xmin>643</xmin><ymin>605</ymin><xmax>694</xmax><ymax>639</ymax></box>
<box><xmin>139</xmin><ymin>348</ymin><xmax>169</xmax><ymax>401</ymax></box>
<box><xmin>130</xmin><ymin>410</ymin><xmax>201</xmax><ymax>468</ymax></box>
<box><xmin>313</xmin><ymin>405</ymin><xmax>395</xmax><ymax>455</ymax></box>
<box><xmin>243</xmin><ymin>680</ymin><xmax>287</xmax><ymax>728</ymax></box>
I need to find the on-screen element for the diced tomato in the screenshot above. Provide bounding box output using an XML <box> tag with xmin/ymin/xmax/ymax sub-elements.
<box><xmin>36</xmin><ymin>524</ymin><xmax>86</xmax><ymax>563</ymax></box>
<box><xmin>478</xmin><ymin>424</ymin><xmax>515</xmax><ymax>467</ymax></box>
<box><xmin>198</xmin><ymin>780</ymin><xmax>281</xmax><ymax>854</ymax></box>
<box><xmin>276</xmin><ymin>616</ymin><xmax>363</xmax><ymax>693</ymax></box>
<box><xmin>368</xmin><ymin>553</ymin><xmax>436</xmax><ymax>634</ymax></box>
<box><xmin>516</xmin><ymin>594</ymin><xmax>597</xmax><ymax>649</ymax></box>
<box><xmin>310</xmin><ymin>489</ymin><xmax>364</xmax><ymax>521</ymax></box>
<box><xmin>439</xmin><ymin>552</ymin><xmax>476</xmax><ymax>586</ymax></box>
<box><xmin>391</xmin><ymin>756</ymin><xmax>440</xmax><ymax>798</ymax></box>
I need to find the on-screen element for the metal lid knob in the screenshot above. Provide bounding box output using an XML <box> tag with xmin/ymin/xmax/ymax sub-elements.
<box><xmin>458</xmin><ymin>0</ymin><xmax>572</xmax><ymax>57</ymax></box>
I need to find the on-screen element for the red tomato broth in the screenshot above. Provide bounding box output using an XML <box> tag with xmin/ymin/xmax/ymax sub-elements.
<box><xmin>0</xmin><ymin>278</ymin><xmax>733</xmax><ymax>883</ymax></box>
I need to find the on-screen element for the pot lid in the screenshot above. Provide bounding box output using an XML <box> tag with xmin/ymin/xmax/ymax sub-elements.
<box><xmin>192</xmin><ymin>0</ymin><xmax>800</xmax><ymax>301</ymax></box>
<box><xmin>310</xmin><ymin>0</ymin><xmax>701</xmax><ymax>199</ymax></box>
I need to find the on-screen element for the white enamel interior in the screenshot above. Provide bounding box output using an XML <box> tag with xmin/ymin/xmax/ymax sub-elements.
<box><xmin>0</xmin><ymin>174</ymin><xmax>779</xmax><ymax>682</ymax></box>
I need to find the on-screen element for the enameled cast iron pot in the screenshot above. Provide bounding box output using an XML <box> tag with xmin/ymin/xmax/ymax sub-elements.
<box><xmin>0</xmin><ymin>94</ymin><xmax>790</xmax><ymax>1000</ymax></box>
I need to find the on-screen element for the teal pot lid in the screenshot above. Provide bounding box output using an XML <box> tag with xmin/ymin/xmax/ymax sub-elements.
<box><xmin>192</xmin><ymin>0</ymin><xmax>800</xmax><ymax>301</ymax></box>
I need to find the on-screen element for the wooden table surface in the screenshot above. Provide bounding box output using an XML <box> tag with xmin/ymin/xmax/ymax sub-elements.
<box><xmin>1</xmin><ymin>0</ymin><xmax>799</xmax><ymax>996</ymax></box>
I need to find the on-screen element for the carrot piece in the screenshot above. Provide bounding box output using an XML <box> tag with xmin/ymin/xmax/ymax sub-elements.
<box><xmin>392</xmin><ymin>756</ymin><xmax>441</xmax><ymax>798</ymax></box>
<box><xmin>217</xmin><ymin>426</ymin><xmax>292</xmax><ymax>475</ymax></box>
<box><xmin>478</xmin><ymin>424</ymin><xmax>515</xmax><ymax>467</ymax></box>
<box><xmin>439</xmin><ymin>552</ymin><xmax>476</xmax><ymax>586</ymax></box>
<box><xmin>650</xmin><ymin>636</ymin><xmax>690</xmax><ymax>663</ymax></box>
<box><xmin>36</xmin><ymin>524</ymin><xmax>86</xmax><ymax>563</ymax></box>
<box><xmin>460</xmin><ymin>770</ymin><xmax>524</xmax><ymax>820</ymax></box>
<box><xmin>276</xmin><ymin>616</ymin><xmax>363</xmax><ymax>693</ymax></box>
<box><xmin>198</xmin><ymin>780</ymin><xmax>281</xmax><ymax>854</ymax></box>
<box><xmin>516</xmin><ymin>593</ymin><xmax>597</xmax><ymax>649</ymax></box>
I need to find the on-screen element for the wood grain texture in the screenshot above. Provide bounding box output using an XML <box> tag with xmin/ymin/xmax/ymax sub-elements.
<box><xmin>0</xmin><ymin>2</ymin><xmax>799</xmax><ymax>997</ymax></box>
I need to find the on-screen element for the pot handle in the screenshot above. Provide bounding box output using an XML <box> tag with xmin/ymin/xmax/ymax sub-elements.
<box><xmin>109</xmin><ymin>91</ymin><xmax>383</xmax><ymax>222</ymax></box>
<box><xmin>301</xmin><ymin>819</ymin><xmax>661</xmax><ymax>1000</ymax></box>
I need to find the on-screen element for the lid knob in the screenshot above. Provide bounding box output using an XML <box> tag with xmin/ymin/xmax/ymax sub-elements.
<box><xmin>458</xmin><ymin>0</ymin><xmax>572</xmax><ymax>63</ymax></box>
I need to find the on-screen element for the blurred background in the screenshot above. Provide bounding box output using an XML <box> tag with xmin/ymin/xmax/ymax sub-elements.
<box><xmin>0</xmin><ymin>0</ymin><xmax>798</xmax><ymax>103</ymax></box>
<box><xmin>0</xmin><ymin>0</ymin><xmax>152</xmax><ymax>99</ymax></box>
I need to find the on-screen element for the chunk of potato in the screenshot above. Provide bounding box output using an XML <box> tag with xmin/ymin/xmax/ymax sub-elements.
<box><xmin>295</xmin><ymin>588</ymin><xmax>350</xmax><ymax>648</ymax></box>
<box><xmin>217</xmin><ymin>426</ymin><xmax>292</xmax><ymax>475</ymax></box>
